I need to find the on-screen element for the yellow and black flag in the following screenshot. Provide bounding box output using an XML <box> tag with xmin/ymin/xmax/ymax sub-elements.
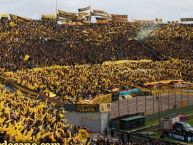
<box><xmin>92</xmin><ymin>9</ymin><xmax>111</xmax><ymax>19</ymax></box>
<box><xmin>58</xmin><ymin>10</ymin><xmax>77</xmax><ymax>19</ymax></box>
<box><xmin>111</xmin><ymin>14</ymin><xmax>128</xmax><ymax>22</ymax></box>
<box><xmin>10</xmin><ymin>14</ymin><xmax>32</xmax><ymax>22</ymax></box>
<box><xmin>23</xmin><ymin>55</ymin><xmax>30</xmax><ymax>61</ymax></box>
<box><xmin>78</xmin><ymin>6</ymin><xmax>91</xmax><ymax>12</ymax></box>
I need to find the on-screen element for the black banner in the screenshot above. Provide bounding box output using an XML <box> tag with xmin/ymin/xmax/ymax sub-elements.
<box><xmin>64</xmin><ymin>104</ymin><xmax>100</xmax><ymax>112</ymax></box>
<box><xmin>168</xmin><ymin>131</ymin><xmax>193</xmax><ymax>142</ymax></box>
<box><xmin>181</xmin><ymin>18</ymin><xmax>193</xmax><ymax>22</ymax></box>
<box><xmin>76</xmin><ymin>104</ymin><xmax>99</xmax><ymax>112</ymax></box>
<box><xmin>78</xmin><ymin>6</ymin><xmax>91</xmax><ymax>12</ymax></box>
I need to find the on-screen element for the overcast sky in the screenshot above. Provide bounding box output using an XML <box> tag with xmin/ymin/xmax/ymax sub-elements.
<box><xmin>0</xmin><ymin>0</ymin><xmax>193</xmax><ymax>21</ymax></box>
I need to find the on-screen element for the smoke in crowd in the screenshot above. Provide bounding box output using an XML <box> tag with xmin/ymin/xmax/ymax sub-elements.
<box><xmin>136</xmin><ymin>24</ymin><xmax>157</xmax><ymax>41</ymax></box>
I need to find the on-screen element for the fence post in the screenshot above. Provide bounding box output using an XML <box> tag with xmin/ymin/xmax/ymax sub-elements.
<box><xmin>187</xmin><ymin>87</ymin><xmax>189</xmax><ymax>106</ymax></box>
<box><xmin>145</xmin><ymin>95</ymin><xmax>147</xmax><ymax>115</ymax></box>
<box><xmin>181</xmin><ymin>87</ymin><xmax>183</xmax><ymax>107</ymax></box>
<box><xmin>168</xmin><ymin>85</ymin><xmax>170</xmax><ymax>110</ymax></box>
<box><xmin>118</xmin><ymin>99</ymin><xmax>120</xmax><ymax>118</ymax></box>
<box><xmin>153</xmin><ymin>94</ymin><xmax>155</xmax><ymax>114</ymax></box>
<box><xmin>136</xmin><ymin>96</ymin><xmax>138</xmax><ymax>113</ymax></box>
<box><xmin>160</xmin><ymin>89</ymin><xmax>162</xmax><ymax>112</ymax></box>
<box><xmin>158</xmin><ymin>90</ymin><xmax>161</xmax><ymax>136</ymax></box>
<box><xmin>174</xmin><ymin>86</ymin><xmax>177</xmax><ymax>108</ymax></box>
<box><xmin>127</xmin><ymin>97</ymin><xmax>129</xmax><ymax>114</ymax></box>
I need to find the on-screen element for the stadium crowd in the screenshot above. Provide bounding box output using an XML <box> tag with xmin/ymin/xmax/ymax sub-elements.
<box><xmin>0</xmin><ymin>16</ymin><xmax>193</xmax><ymax>144</ymax></box>
<box><xmin>0</xmin><ymin>19</ymin><xmax>193</xmax><ymax>70</ymax></box>
<box><xmin>0</xmin><ymin>83</ymin><xmax>92</xmax><ymax>144</ymax></box>
<box><xmin>4</xmin><ymin>59</ymin><xmax>193</xmax><ymax>103</ymax></box>
<box><xmin>0</xmin><ymin>81</ymin><xmax>152</xmax><ymax>144</ymax></box>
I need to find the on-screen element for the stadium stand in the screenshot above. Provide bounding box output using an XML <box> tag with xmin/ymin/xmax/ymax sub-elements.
<box><xmin>0</xmin><ymin>83</ymin><xmax>91</xmax><ymax>144</ymax></box>
<box><xmin>0</xmin><ymin>12</ymin><xmax>193</xmax><ymax>144</ymax></box>
<box><xmin>3</xmin><ymin>59</ymin><xmax>193</xmax><ymax>104</ymax></box>
<box><xmin>0</xmin><ymin>20</ymin><xmax>193</xmax><ymax>70</ymax></box>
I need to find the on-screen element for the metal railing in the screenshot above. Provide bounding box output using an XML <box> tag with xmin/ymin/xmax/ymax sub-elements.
<box><xmin>110</xmin><ymin>87</ymin><xmax>193</xmax><ymax>119</ymax></box>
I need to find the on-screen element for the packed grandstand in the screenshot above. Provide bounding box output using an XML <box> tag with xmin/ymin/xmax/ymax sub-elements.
<box><xmin>0</xmin><ymin>7</ymin><xmax>193</xmax><ymax>144</ymax></box>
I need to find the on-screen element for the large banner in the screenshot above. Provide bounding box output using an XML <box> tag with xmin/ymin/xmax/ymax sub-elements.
<box><xmin>100</xmin><ymin>103</ymin><xmax>111</xmax><ymax>112</ymax></box>
<box><xmin>10</xmin><ymin>14</ymin><xmax>32</xmax><ymax>22</ymax></box>
<box><xmin>58</xmin><ymin>10</ymin><xmax>77</xmax><ymax>19</ymax></box>
<box><xmin>96</xmin><ymin>17</ymin><xmax>109</xmax><ymax>24</ymax></box>
<box><xmin>92</xmin><ymin>9</ymin><xmax>111</xmax><ymax>19</ymax></box>
<box><xmin>119</xmin><ymin>89</ymin><xmax>140</xmax><ymax>96</ymax></box>
<box><xmin>78</xmin><ymin>12</ymin><xmax>90</xmax><ymax>17</ymax></box>
<box><xmin>41</xmin><ymin>14</ymin><xmax>56</xmax><ymax>20</ymax></box>
<box><xmin>111</xmin><ymin>14</ymin><xmax>128</xmax><ymax>22</ymax></box>
<box><xmin>133</xmin><ymin>19</ymin><xmax>154</xmax><ymax>24</ymax></box>
<box><xmin>78</xmin><ymin>6</ymin><xmax>91</xmax><ymax>12</ymax></box>
<box><xmin>0</xmin><ymin>13</ymin><xmax>9</xmax><ymax>18</ymax></box>
<box><xmin>64</xmin><ymin>104</ymin><xmax>100</xmax><ymax>112</ymax></box>
<box><xmin>181</xmin><ymin>18</ymin><xmax>193</xmax><ymax>22</ymax></box>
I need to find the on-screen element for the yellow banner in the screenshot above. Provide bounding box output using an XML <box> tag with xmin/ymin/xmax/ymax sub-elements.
<box><xmin>92</xmin><ymin>9</ymin><xmax>111</xmax><ymax>19</ymax></box>
<box><xmin>41</xmin><ymin>14</ymin><xmax>56</xmax><ymax>20</ymax></box>
<box><xmin>133</xmin><ymin>19</ymin><xmax>154</xmax><ymax>23</ymax></box>
<box><xmin>58</xmin><ymin>10</ymin><xmax>77</xmax><ymax>19</ymax></box>
<box><xmin>0</xmin><ymin>13</ymin><xmax>9</xmax><ymax>18</ymax></box>
<box><xmin>111</xmin><ymin>14</ymin><xmax>128</xmax><ymax>22</ymax></box>
<box><xmin>100</xmin><ymin>103</ymin><xmax>111</xmax><ymax>112</ymax></box>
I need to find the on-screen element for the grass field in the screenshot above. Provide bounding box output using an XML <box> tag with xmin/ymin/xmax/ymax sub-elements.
<box><xmin>145</xmin><ymin>105</ymin><xmax>193</xmax><ymax>126</ymax></box>
<box><xmin>143</xmin><ymin>105</ymin><xmax>193</xmax><ymax>144</ymax></box>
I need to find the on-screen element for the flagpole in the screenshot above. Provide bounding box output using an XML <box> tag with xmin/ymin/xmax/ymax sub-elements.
<box><xmin>56</xmin><ymin>0</ymin><xmax>58</xmax><ymax>14</ymax></box>
<box><xmin>89</xmin><ymin>0</ymin><xmax>92</xmax><ymax>23</ymax></box>
<box><xmin>56</xmin><ymin>0</ymin><xmax>58</xmax><ymax>25</ymax></box>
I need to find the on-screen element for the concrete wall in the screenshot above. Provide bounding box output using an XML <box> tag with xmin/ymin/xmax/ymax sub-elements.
<box><xmin>66</xmin><ymin>112</ymin><xmax>109</xmax><ymax>133</ymax></box>
<box><xmin>101</xmin><ymin>112</ymin><xmax>109</xmax><ymax>133</ymax></box>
